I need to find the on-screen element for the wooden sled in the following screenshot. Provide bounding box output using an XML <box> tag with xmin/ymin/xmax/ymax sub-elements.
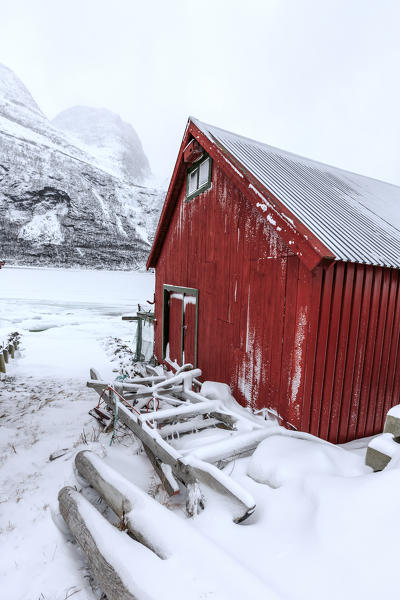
<box><xmin>87</xmin><ymin>367</ymin><xmax>273</xmax><ymax>522</ymax></box>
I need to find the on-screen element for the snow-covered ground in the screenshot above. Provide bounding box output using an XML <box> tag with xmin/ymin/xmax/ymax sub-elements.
<box><xmin>0</xmin><ymin>266</ymin><xmax>154</xmax><ymax>599</ymax></box>
<box><xmin>1</xmin><ymin>265</ymin><xmax>400</xmax><ymax>600</ymax></box>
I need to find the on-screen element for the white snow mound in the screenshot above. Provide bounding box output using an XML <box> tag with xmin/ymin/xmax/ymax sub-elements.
<box><xmin>247</xmin><ymin>435</ymin><xmax>369</xmax><ymax>487</ymax></box>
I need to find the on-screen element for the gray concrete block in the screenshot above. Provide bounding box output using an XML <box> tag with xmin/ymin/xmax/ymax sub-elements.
<box><xmin>365</xmin><ymin>446</ymin><xmax>392</xmax><ymax>472</ymax></box>
<box><xmin>384</xmin><ymin>414</ymin><xmax>400</xmax><ymax>438</ymax></box>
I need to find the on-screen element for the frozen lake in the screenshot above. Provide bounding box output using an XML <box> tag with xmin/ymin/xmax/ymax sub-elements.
<box><xmin>0</xmin><ymin>266</ymin><xmax>155</xmax><ymax>379</ymax></box>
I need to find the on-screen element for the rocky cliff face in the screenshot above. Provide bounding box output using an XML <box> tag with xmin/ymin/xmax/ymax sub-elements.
<box><xmin>0</xmin><ymin>63</ymin><xmax>164</xmax><ymax>269</ymax></box>
<box><xmin>52</xmin><ymin>106</ymin><xmax>151</xmax><ymax>183</ymax></box>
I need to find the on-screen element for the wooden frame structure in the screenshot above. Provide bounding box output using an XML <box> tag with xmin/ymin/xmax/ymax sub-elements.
<box><xmin>87</xmin><ymin>366</ymin><xmax>275</xmax><ymax>522</ymax></box>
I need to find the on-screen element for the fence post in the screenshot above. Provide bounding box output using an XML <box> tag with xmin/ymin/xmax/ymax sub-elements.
<box><xmin>135</xmin><ymin>317</ymin><xmax>143</xmax><ymax>361</ymax></box>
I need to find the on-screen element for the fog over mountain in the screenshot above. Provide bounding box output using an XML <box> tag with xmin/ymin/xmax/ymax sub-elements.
<box><xmin>0</xmin><ymin>63</ymin><xmax>164</xmax><ymax>269</ymax></box>
<box><xmin>52</xmin><ymin>106</ymin><xmax>151</xmax><ymax>183</ymax></box>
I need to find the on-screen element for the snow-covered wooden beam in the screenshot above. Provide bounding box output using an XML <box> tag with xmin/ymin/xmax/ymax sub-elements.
<box><xmin>159</xmin><ymin>417</ymin><xmax>220</xmax><ymax>439</ymax></box>
<box><xmin>75</xmin><ymin>451</ymin><xmax>173</xmax><ymax>554</ymax></box>
<box><xmin>61</xmin><ymin>453</ymin><xmax>278</xmax><ymax>599</ymax></box>
<box><xmin>183</xmin><ymin>429</ymin><xmax>275</xmax><ymax>465</ymax></box>
<box><xmin>101</xmin><ymin>394</ymin><xmax>255</xmax><ymax>521</ymax></box>
<box><xmin>140</xmin><ymin>400</ymin><xmax>219</xmax><ymax>424</ymax></box>
<box><xmin>58</xmin><ymin>486</ymin><xmax>139</xmax><ymax>600</ymax></box>
<box><xmin>141</xmin><ymin>444</ymin><xmax>180</xmax><ymax>496</ymax></box>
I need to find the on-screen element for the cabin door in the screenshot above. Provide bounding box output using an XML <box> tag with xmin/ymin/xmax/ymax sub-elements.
<box><xmin>162</xmin><ymin>285</ymin><xmax>198</xmax><ymax>368</ymax></box>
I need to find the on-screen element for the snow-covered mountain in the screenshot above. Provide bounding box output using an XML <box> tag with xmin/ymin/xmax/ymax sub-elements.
<box><xmin>52</xmin><ymin>106</ymin><xmax>150</xmax><ymax>182</ymax></box>
<box><xmin>0</xmin><ymin>63</ymin><xmax>164</xmax><ymax>269</ymax></box>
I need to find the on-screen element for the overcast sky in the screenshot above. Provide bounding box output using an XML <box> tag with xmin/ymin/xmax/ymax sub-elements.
<box><xmin>1</xmin><ymin>0</ymin><xmax>400</xmax><ymax>186</ymax></box>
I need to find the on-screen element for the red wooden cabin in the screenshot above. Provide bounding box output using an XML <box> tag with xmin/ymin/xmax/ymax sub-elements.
<box><xmin>147</xmin><ymin>117</ymin><xmax>400</xmax><ymax>443</ymax></box>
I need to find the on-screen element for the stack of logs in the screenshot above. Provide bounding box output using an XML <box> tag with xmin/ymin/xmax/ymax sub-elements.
<box><xmin>0</xmin><ymin>333</ymin><xmax>20</xmax><ymax>374</ymax></box>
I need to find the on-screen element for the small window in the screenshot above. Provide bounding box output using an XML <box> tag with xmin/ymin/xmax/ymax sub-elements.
<box><xmin>186</xmin><ymin>156</ymin><xmax>212</xmax><ymax>200</ymax></box>
<box><xmin>188</xmin><ymin>170</ymin><xmax>197</xmax><ymax>195</ymax></box>
<box><xmin>198</xmin><ymin>158</ymin><xmax>210</xmax><ymax>186</ymax></box>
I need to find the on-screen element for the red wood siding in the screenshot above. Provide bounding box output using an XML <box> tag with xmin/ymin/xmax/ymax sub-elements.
<box><xmin>303</xmin><ymin>262</ymin><xmax>400</xmax><ymax>442</ymax></box>
<box><xmin>153</xmin><ymin>158</ymin><xmax>400</xmax><ymax>442</ymax></box>
<box><xmin>154</xmin><ymin>160</ymin><xmax>311</xmax><ymax>429</ymax></box>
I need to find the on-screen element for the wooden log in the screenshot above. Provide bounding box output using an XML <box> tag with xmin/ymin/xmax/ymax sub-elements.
<box><xmin>58</xmin><ymin>487</ymin><xmax>138</xmax><ymax>600</ymax></box>
<box><xmin>65</xmin><ymin>454</ymin><xmax>276</xmax><ymax>599</ymax></box>
<box><xmin>8</xmin><ymin>344</ymin><xmax>15</xmax><ymax>359</ymax></box>
<box><xmin>74</xmin><ymin>451</ymin><xmax>169</xmax><ymax>557</ymax></box>
<box><xmin>0</xmin><ymin>353</ymin><xmax>5</xmax><ymax>374</ymax></box>
<box><xmin>3</xmin><ymin>349</ymin><xmax>8</xmax><ymax>364</ymax></box>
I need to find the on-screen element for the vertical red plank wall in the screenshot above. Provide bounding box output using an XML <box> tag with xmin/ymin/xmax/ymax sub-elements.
<box><xmin>304</xmin><ymin>262</ymin><xmax>400</xmax><ymax>443</ymax></box>
<box><xmin>152</xmin><ymin>161</ymin><xmax>295</xmax><ymax>417</ymax></box>
<box><xmin>152</xmin><ymin>155</ymin><xmax>400</xmax><ymax>442</ymax></box>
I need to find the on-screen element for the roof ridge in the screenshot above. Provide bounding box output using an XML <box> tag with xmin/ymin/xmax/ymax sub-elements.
<box><xmin>190</xmin><ymin>116</ymin><xmax>400</xmax><ymax>192</ymax></box>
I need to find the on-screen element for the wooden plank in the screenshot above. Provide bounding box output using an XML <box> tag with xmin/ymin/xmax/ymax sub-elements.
<box><xmin>351</xmin><ymin>266</ymin><xmax>376</xmax><ymax>438</ymax></box>
<box><xmin>357</xmin><ymin>268</ymin><xmax>383</xmax><ymax>437</ymax></box>
<box><xmin>347</xmin><ymin>266</ymin><xmax>374</xmax><ymax>440</ymax></box>
<box><xmin>301</xmin><ymin>267</ymin><xmax>324</xmax><ymax>433</ymax></box>
<box><xmin>372</xmin><ymin>269</ymin><xmax>395</xmax><ymax>432</ymax></box>
<box><xmin>309</xmin><ymin>263</ymin><xmax>335</xmax><ymax>437</ymax></box>
<box><xmin>383</xmin><ymin>272</ymin><xmax>400</xmax><ymax>417</ymax></box>
<box><xmin>142</xmin><ymin>444</ymin><xmax>180</xmax><ymax>496</ymax></box>
<box><xmin>269</xmin><ymin>253</ymin><xmax>288</xmax><ymax>411</ymax></box>
<box><xmin>279</xmin><ymin>254</ymin><xmax>299</xmax><ymax>425</ymax></box>
<box><xmin>318</xmin><ymin>262</ymin><xmax>345</xmax><ymax>441</ymax></box>
<box><xmin>328</xmin><ymin>263</ymin><xmax>355</xmax><ymax>443</ymax></box>
<box><xmin>159</xmin><ymin>417</ymin><xmax>219</xmax><ymax>438</ymax></box>
<box><xmin>287</xmin><ymin>260</ymin><xmax>312</xmax><ymax>430</ymax></box>
<box><xmin>140</xmin><ymin>400</ymin><xmax>218</xmax><ymax>424</ymax></box>
<box><xmin>337</xmin><ymin>264</ymin><xmax>364</xmax><ymax>443</ymax></box>
<box><xmin>124</xmin><ymin>376</ymin><xmax>166</xmax><ymax>385</ymax></box>
<box><xmin>183</xmin><ymin>428</ymin><xmax>273</xmax><ymax>465</ymax></box>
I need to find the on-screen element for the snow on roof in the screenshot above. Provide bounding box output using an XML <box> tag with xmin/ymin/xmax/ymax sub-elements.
<box><xmin>192</xmin><ymin>117</ymin><xmax>400</xmax><ymax>268</ymax></box>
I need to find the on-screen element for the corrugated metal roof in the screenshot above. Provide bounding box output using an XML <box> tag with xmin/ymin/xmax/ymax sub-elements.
<box><xmin>192</xmin><ymin>117</ymin><xmax>400</xmax><ymax>268</ymax></box>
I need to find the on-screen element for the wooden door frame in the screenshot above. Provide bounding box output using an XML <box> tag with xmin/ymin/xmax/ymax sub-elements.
<box><xmin>162</xmin><ymin>284</ymin><xmax>199</xmax><ymax>367</ymax></box>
